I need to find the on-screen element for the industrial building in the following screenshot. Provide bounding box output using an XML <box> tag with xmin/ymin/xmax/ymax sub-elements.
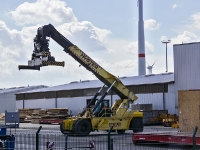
<box><xmin>15</xmin><ymin>73</ymin><xmax>174</xmax><ymax>115</ymax></box>
<box><xmin>14</xmin><ymin>42</ymin><xmax>200</xmax><ymax>116</ymax></box>
<box><xmin>0</xmin><ymin>85</ymin><xmax>47</xmax><ymax>113</ymax></box>
<box><xmin>173</xmin><ymin>42</ymin><xmax>200</xmax><ymax>113</ymax></box>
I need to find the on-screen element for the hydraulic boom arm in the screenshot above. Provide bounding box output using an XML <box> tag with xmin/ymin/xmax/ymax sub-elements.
<box><xmin>19</xmin><ymin>24</ymin><xmax>138</xmax><ymax>102</ymax></box>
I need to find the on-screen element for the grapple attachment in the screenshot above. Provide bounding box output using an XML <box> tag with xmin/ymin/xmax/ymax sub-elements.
<box><xmin>18</xmin><ymin>26</ymin><xmax>64</xmax><ymax>71</ymax></box>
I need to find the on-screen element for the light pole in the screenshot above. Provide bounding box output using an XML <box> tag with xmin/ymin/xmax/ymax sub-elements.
<box><xmin>162</xmin><ymin>40</ymin><xmax>171</xmax><ymax>72</ymax></box>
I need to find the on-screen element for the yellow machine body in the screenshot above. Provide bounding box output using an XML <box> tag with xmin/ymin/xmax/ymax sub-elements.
<box><xmin>62</xmin><ymin>99</ymin><xmax>143</xmax><ymax>133</ymax></box>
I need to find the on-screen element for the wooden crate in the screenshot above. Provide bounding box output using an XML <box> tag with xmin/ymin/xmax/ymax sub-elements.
<box><xmin>178</xmin><ymin>90</ymin><xmax>200</xmax><ymax>132</ymax></box>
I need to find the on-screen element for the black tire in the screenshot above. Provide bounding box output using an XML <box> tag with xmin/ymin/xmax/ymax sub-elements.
<box><xmin>73</xmin><ymin>119</ymin><xmax>92</xmax><ymax>135</ymax></box>
<box><xmin>117</xmin><ymin>130</ymin><xmax>125</xmax><ymax>134</ymax></box>
<box><xmin>60</xmin><ymin>122</ymin><xmax>75</xmax><ymax>135</ymax></box>
<box><xmin>165</xmin><ymin>122</ymin><xmax>172</xmax><ymax>127</ymax></box>
<box><xmin>163</xmin><ymin>122</ymin><xmax>166</xmax><ymax>127</ymax></box>
<box><xmin>106</xmin><ymin>130</ymin><xmax>116</xmax><ymax>133</ymax></box>
<box><xmin>0</xmin><ymin>142</ymin><xmax>3</xmax><ymax>148</ymax></box>
<box><xmin>129</xmin><ymin>117</ymin><xmax>143</xmax><ymax>133</ymax></box>
<box><xmin>60</xmin><ymin>123</ymin><xmax>65</xmax><ymax>134</ymax></box>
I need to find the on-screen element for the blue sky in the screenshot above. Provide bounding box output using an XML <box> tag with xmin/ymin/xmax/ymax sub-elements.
<box><xmin>0</xmin><ymin>0</ymin><xmax>200</xmax><ymax>88</ymax></box>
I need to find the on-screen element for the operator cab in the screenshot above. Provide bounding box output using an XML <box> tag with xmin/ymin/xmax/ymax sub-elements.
<box><xmin>93</xmin><ymin>99</ymin><xmax>112</xmax><ymax>117</ymax></box>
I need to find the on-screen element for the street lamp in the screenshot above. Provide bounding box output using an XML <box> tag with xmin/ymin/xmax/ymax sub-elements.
<box><xmin>162</xmin><ymin>40</ymin><xmax>171</xmax><ymax>72</ymax></box>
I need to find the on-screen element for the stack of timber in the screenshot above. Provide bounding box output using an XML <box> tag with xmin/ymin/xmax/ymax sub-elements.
<box><xmin>39</xmin><ymin>108</ymin><xmax>71</xmax><ymax>124</ymax></box>
<box><xmin>40</xmin><ymin>108</ymin><xmax>70</xmax><ymax>123</ymax></box>
<box><xmin>18</xmin><ymin>108</ymin><xmax>71</xmax><ymax>124</ymax></box>
<box><xmin>31</xmin><ymin>109</ymin><xmax>47</xmax><ymax>124</ymax></box>
<box><xmin>0</xmin><ymin>114</ymin><xmax>5</xmax><ymax>124</ymax></box>
<box><xmin>18</xmin><ymin>108</ymin><xmax>41</xmax><ymax>123</ymax></box>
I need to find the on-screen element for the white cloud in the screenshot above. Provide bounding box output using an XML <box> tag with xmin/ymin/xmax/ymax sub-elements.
<box><xmin>57</xmin><ymin>21</ymin><xmax>111</xmax><ymax>51</ymax></box>
<box><xmin>144</xmin><ymin>19</ymin><xmax>160</xmax><ymax>30</ymax></box>
<box><xmin>160</xmin><ymin>31</ymin><xmax>199</xmax><ymax>45</ymax></box>
<box><xmin>145</xmin><ymin>41</ymin><xmax>154</xmax><ymax>54</ymax></box>
<box><xmin>9</xmin><ymin>0</ymin><xmax>77</xmax><ymax>26</ymax></box>
<box><xmin>0</xmin><ymin>21</ymin><xmax>21</xmax><ymax>47</ymax></box>
<box><xmin>0</xmin><ymin>61</ymin><xmax>11</xmax><ymax>76</ymax></box>
<box><xmin>160</xmin><ymin>36</ymin><xmax>169</xmax><ymax>42</ymax></box>
<box><xmin>124</xmin><ymin>41</ymin><xmax>154</xmax><ymax>55</ymax></box>
<box><xmin>171</xmin><ymin>31</ymin><xmax>198</xmax><ymax>44</ymax></box>
<box><xmin>172</xmin><ymin>4</ymin><xmax>178</xmax><ymax>9</ymax></box>
<box><xmin>0</xmin><ymin>1</ymin><xmax>114</xmax><ymax>87</ymax></box>
<box><xmin>172</xmin><ymin>3</ymin><xmax>182</xmax><ymax>9</ymax></box>
<box><xmin>90</xmin><ymin>58</ymin><xmax>138</xmax><ymax>77</ymax></box>
<box><xmin>0</xmin><ymin>0</ymin><xmax>151</xmax><ymax>87</ymax></box>
<box><xmin>0</xmin><ymin>21</ymin><xmax>38</xmax><ymax>80</ymax></box>
<box><xmin>191</xmin><ymin>12</ymin><xmax>200</xmax><ymax>29</ymax></box>
<box><xmin>111</xmin><ymin>59</ymin><xmax>137</xmax><ymax>77</ymax></box>
<box><xmin>124</xmin><ymin>41</ymin><xmax>138</xmax><ymax>55</ymax></box>
<box><xmin>0</xmin><ymin>21</ymin><xmax>26</xmax><ymax>61</ymax></box>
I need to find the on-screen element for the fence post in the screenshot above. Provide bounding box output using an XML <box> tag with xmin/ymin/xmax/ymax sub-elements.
<box><xmin>108</xmin><ymin>126</ymin><xmax>113</xmax><ymax>150</ymax></box>
<box><xmin>193</xmin><ymin>126</ymin><xmax>198</xmax><ymax>150</ymax></box>
<box><xmin>36</xmin><ymin>126</ymin><xmax>42</xmax><ymax>150</ymax></box>
<box><xmin>65</xmin><ymin>135</ymin><xmax>68</xmax><ymax>150</ymax></box>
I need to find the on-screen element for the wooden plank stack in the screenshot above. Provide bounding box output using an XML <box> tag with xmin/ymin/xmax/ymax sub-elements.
<box><xmin>0</xmin><ymin>114</ymin><xmax>5</xmax><ymax>123</ymax></box>
<box><xmin>31</xmin><ymin>109</ymin><xmax>47</xmax><ymax>124</ymax></box>
<box><xmin>41</xmin><ymin>108</ymin><xmax>70</xmax><ymax>120</ymax></box>
<box><xmin>18</xmin><ymin>108</ymin><xmax>70</xmax><ymax>124</ymax></box>
<box><xmin>18</xmin><ymin>108</ymin><xmax>41</xmax><ymax>123</ymax></box>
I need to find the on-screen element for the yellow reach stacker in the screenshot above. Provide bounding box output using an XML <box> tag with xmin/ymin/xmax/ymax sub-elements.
<box><xmin>19</xmin><ymin>24</ymin><xmax>143</xmax><ymax>135</ymax></box>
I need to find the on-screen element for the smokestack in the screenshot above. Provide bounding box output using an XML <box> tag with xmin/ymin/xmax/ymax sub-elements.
<box><xmin>138</xmin><ymin>0</ymin><xmax>146</xmax><ymax>75</ymax></box>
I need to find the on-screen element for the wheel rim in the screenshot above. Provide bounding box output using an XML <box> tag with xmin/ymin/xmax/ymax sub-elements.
<box><xmin>74</xmin><ymin>119</ymin><xmax>92</xmax><ymax>135</ymax></box>
<box><xmin>80</xmin><ymin>124</ymin><xmax>87</xmax><ymax>132</ymax></box>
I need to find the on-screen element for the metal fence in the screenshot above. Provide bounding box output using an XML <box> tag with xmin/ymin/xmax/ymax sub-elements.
<box><xmin>3</xmin><ymin>133</ymin><xmax>200</xmax><ymax>150</ymax></box>
<box><xmin>1</xmin><ymin>126</ymin><xmax>200</xmax><ymax>150</ymax></box>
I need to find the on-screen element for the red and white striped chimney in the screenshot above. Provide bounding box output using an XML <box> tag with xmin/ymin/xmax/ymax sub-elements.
<box><xmin>138</xmin><ymin>0</ymin><xmax>146</xmax><ymax>75</ymax></box>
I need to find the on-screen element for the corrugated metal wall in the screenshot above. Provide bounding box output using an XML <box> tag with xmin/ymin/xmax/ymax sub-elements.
<box><xmin>16</xmin><ymin>95</ymin><xmax>121</xmax><ymax>115</ymax></box>
<box><xmin>16</xmin><ymin>84</ymin><xmax>169</xmax><ymax>100</ymax></box>
<box><xmin>15</xmin><ymin>83</ymin><xmax>172</xmax><ymax>115</ymax></box>
<box><xmin>25</xmin><ymin>98</ymin><xmax>55</xmax><ymax>109</ymax></box>
<box><xmin>135</xmin><ymin>93</ymin><xmax>163</xmax><ymax>109</ymax></box>
<box><xmin>16</xmin><ymin>100</ymin><xmax>23</xmax><ymax>109</ymax></box>
<box><xmin>0</xmin><ymin>86</ymin><xmax>46</xmax><ymax>113</ymax></box>
<box><xmin>167</xmin><ymin>84</ymin><xmax>175</xmax><ymax>114</ymax></box>
<box><xmin>135</xmin><ymin>91</ymin><xmax>175</xmax><ymax>114</ymax></box>
<box><xmin>0</xmin><ymin>92</ymin><xmax>16</xmax><ymax>113</ymax></box>
<box><xmin>174</xmin><ymin>42</ymin><xmax>200</xmax><ymax>114</ymax></box>
<box><xmin>16</xmin><ymin>84</ymin><xmax>176</xmax><ymax>115</ymax></box>
<box><xmin>57</xmin><ymin>96</ymin><xmax>97</xmax><ymax>115</ymax></box>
